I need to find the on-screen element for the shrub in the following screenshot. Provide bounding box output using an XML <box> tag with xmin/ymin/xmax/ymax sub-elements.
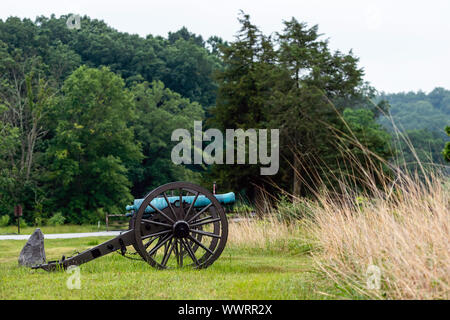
<box><xmin>231</xmin><ymin>201</ymin><xmax>254</xmax><ymax>215</ymax></box>
<box><xmin>48</xmin><ymin>212</ymin><xmax>66</xmax><ymax>226</ymax></box>
<box><xmin>19</xmin><ymin>218</ymin><xmax>28</xmax><ymax>228</ymax></box>
<box><xmin>275</xmin><ymin>196</ymin><xmax>314</xmax><ymax>222</ymax></box>
<box><xmin>0</xmin><ymin>215</ymin><xmax>10</xmax><ymax>227</ymax></box>
<box><xmin>34</xmin><ymin>217</ymin><xmax>43</xmax><ymax>227</ymax></box>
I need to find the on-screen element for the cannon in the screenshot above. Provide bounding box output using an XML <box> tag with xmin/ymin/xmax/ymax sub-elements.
<box><xmin>31</xmin><ymin>182</ymin><xmax>234</xmax><ymax>271</ymax></box>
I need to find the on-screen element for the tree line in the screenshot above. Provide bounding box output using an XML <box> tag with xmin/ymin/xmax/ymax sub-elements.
<box><xmin>0</xmin><ymin>13</ymin><xmax>446</xmax><ymax>225</ymax></box>
<box><xmin>378</xmin><ymin>88</ymin><xmax>450</xmax><ymax>172</ymax></box>
<box><xmin>0</xmin><ymin>14</ymin><xmax>216</xmax><ymax>224</ymax></box>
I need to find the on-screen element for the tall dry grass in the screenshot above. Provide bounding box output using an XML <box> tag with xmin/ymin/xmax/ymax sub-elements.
<box><xmin>292</xmin><ymin>107</ymin><xmax>450</xmax><ymax>299</ymax></box>
<box><xmin>305</xmin><ymin>172</ymin><xmax>449</xmax><ymax>299</ymax></box>
<box><xmin>227</xmin><ymin>216</ymin><xmax>301</xmax><ymax>250</ymax></box>
<box><xmin>226</xmin><ymin>101</ymin><xmax>449</xmax><ymax>299</ymax></box>
<box><xmin>227</xmin><ymin>170</ymin><xmax>449</xmax><ymax>299</ymax></box>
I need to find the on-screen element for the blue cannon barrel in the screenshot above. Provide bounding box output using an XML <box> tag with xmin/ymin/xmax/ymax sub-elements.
<box><xmin>125</xmin><ymin>192</ymin><xmax>235</xmax><ymax>214</ymax></box>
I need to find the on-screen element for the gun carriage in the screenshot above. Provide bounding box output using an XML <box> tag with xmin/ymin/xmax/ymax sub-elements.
<box><xmin>32</xmin><ymin>182</ymin><xmax>235</xmax><ymax>271</ymax></box>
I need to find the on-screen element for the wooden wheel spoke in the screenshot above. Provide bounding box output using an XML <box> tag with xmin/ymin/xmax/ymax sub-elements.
<box><xmin>187</xmin><ymin>235</ymin><xmax>214</xmax><ymax>255</ymax></box>
<box><xmin>191</xmin><ymin>215</ymin><xmax>214</xmax><ymax>224</ymax></box>
<box><xmin>187</xmin><ymin>203</ymin><xmax>212</xmax><ymax>223</ymax></box>
<box><xmin>142</xmin><ymin>229</ymin><xmax>171</xmax><ymax>240</ymax></box>
<box><xmin>185</xmin><ymin>191</ymin><xmax>200</xmax><ymax>220</ymax></box>
<box><xmin>148</xmin><ymin>234</ymin><xmax>173</xmax><ymax>256</ymax></box>
<box><xmin>179</xmin><ymin>241</ymin><xmax>183</xmax><ymax>267</ymax></box>
<box><xmin>190</xmin><ymin>217</ymin><xmax>221</xmax><ymax>228</ymax></box>
<box><xmin>141</xmin><ymin>219</ymin><xmax>172</xmax><ymax>228</ymax></box>
<box><xmin>173</xmin><ymin>239</ymin><xmax>179</xmax><ymax>265</ymax></box>
<box><xmin>161</xmin><ymin>238</ymin><xmax>174</xmax><ymax>267</ymax></box>
<box><xmin>190</xmin><ymin>229</ymin><xmax>221</xmax><ymax>239</ymax></box>
<box><xmin>174</xmin><ymin>240</ymin><xmax>183</xmax><ymax>267</ymax></box>
<box><xmin>144</xmin><ymin>235</ymin><xmax>159</xmax><ymax>249</ymax></box>
<box><xmin>181</xmin><ymin>238</ymin><xmax>199</xmax><ymax>265</ymax></box>
<box><xmin>147</xmin><ymin>202</ymin><xmax>175</xmax><ymax>224</ymax></box>
<box><xmin>178</xmin><ymin>188</ymin><xmax>185</xmax><ymax>217</ymax></box>
<box><xmin>163</xmin><ymin>192</ymin><xmax>178</xmax><ymax>220</ymax></box>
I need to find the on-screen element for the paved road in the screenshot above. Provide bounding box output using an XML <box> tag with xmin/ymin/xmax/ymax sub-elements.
<box><xmin>0</xmin><ymin>231</ymin><xmax>123</xmax><ymax>241</ymax></box>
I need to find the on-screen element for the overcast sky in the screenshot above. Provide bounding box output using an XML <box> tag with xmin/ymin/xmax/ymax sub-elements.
<box><xmin>2</xmin><ymin>0</ymin><xmax>450</xmax><ymax>93</ymax></box>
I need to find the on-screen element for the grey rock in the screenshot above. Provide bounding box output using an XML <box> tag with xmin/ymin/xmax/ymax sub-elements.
<box><xmin>18</xmin><ymin>228</ymin><xmax>46</xmax><ymax>267</ymax></box>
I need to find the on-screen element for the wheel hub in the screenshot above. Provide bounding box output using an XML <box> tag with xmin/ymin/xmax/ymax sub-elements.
<box><xmin>173</xmin><ymin>220</ymin><xmax>190</xmax><ymax>238</ymax></box>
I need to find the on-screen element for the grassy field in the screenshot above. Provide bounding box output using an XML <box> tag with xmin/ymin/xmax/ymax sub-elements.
<box><xmin>0</xmin><ymin>224</ymin><xmax>108</xmax><ymax>235</ymax></box>
<box><xmin>1</xmin><ymin>172</ymin><xmax>447</xmax><ymax>300</ymax></box>
<box><xmin>0</xmin><ymin>222</ymin><xmax>335</xmax><ymax>300</ymax></box>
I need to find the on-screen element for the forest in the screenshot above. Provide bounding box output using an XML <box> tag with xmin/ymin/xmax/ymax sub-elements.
<box><xmin>379</xmin><ymin>89</ymin><xmax>450</xmax><ymax>170</ymax></box>
<box><xmin>0</xmin><ymin>13</ymin><xmax>448</xmax><ymax>225</ymax></box>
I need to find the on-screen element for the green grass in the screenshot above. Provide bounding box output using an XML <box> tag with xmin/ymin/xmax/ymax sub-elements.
<box><xmin>0</xmin><ymin>236</ymin><xmax>334</xmax><ymax>299</ymax></box>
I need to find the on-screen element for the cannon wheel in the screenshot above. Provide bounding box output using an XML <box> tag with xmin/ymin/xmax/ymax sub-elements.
<box><xmin>128</xmin><ymin>194</ymin><xmax>203</xmax><ymax>258</ymax></box>
<box><xmin>133</xmin><ymin>182</ymin><xmax>228</xmax><ymax>269</ymax></box>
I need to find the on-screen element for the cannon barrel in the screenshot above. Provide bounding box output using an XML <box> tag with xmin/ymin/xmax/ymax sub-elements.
<box><xmin>126</xmin><ymin>192</ymin><xmax>235</xmax><ymax>213</ymax></box>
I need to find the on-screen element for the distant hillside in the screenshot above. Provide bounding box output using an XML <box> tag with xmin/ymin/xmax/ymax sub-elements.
<box><xmin>0</xmin><ymin>15</ymin><xmax>223</xmax><ymax>108</ymax></box>
<box><xmin>378</xmin><ymin>88</ymin><xmax>450</xmax><ymax>168</ymax></box>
